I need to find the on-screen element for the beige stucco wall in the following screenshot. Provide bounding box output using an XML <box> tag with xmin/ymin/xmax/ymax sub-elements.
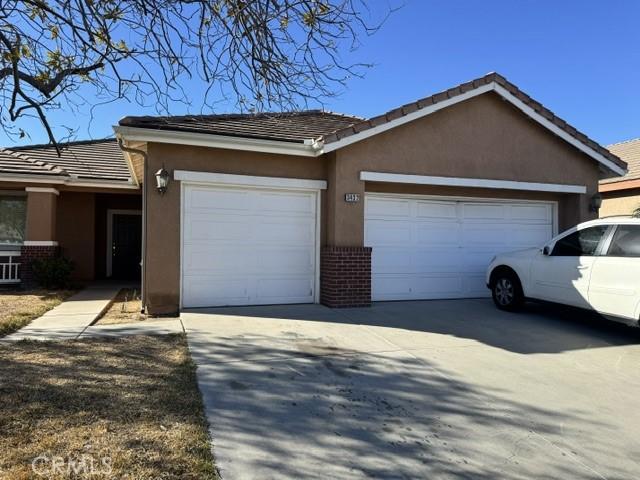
<box><xmin>56</xmin><ymin>191</ymin><xmax>96</xmax><ymax>280</ymax></box>
<box><xmin>144</xmin><ymin>143</ymin><xmax>328</xmax><ymax>314</ymax></box>
<box><xmin>600</xmin><ymin>189</ymin><xmax>640</xmax><ymax>217</ymax></box>
<box><xmin>327</xmin><ymin>92</ymin><xmax>599</xmax><ymax>245</ymax></box>
<box><xmin>142</xmin><ymin>91</ymin><xmax>601</xmax><ymax>314</ymax></box>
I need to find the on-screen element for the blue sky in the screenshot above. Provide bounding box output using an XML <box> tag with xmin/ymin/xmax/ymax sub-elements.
<box><xmin>4</xmin><ymin>0</ymin><xmax>639</xmax><ymax>147</ymax></box>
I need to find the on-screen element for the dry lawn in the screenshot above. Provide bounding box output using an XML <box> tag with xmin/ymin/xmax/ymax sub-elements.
<box><xmin>0</xmin><ymin>290</ymin><xmax>74</xmax><ymax>337</ymax></box>
<box><xmin>96</xmin><ymin>288</ymin><xmax>146</xmax><ymax>325</ymax></box>
<box><xmin>0</xmin><ymin>334</ymin><xmax>218</xmax><ymax>479</ymax></box>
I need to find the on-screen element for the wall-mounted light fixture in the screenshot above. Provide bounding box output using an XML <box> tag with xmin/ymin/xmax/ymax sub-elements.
<box><xmin>589</xmin><ymin>192</ymin><xmax>603</xmax><ymax>212</ymax></box>
<box><xmin>155</xmin><ymin>166</ymin><xmax>170</xmax><ymax>195</ymax></box>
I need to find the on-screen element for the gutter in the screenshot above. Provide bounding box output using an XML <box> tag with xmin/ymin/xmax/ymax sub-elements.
<box><xmin>0</xmin><ymin>173</ymin><xmax>139</xmax><ymax>189</ymax></box>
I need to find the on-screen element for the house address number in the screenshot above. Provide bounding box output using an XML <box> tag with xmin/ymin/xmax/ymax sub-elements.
<box><xmin>344</xmin><ymin>193</ymin><xmax>360</xmax><ymax>203</ymax></box>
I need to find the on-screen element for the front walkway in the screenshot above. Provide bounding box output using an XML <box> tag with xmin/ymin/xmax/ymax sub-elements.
<box><xmin>2</xmin><ymin>283</ymin><xmax>184</xmax><ymax>342</ymax></box>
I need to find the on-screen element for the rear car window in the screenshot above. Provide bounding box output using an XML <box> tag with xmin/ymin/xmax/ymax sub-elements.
<box><xmin>607</xmin><ymin>225</ymin><xmax>640</xmax><ymax>257</ymax></box>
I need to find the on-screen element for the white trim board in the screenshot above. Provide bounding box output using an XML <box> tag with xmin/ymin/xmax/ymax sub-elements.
<box><xmin>23</xmin><ymin>241</ymin><xmax>58</xmax><ymax>246</ymax></box>
<box><xmin>115</xmin><ymin>127</ymin><xmax>319</xmax><ymax>157</ymax></box>
<box><xmin>25</xmin><ymin>187</ymin><xmax>59</xmax><ymax>195</ymax></box>
<box><xmin>106</xmin><ymin>209</ymin><xmax>142</xmax><ymax>278</ymax></box>
<box><xmin>115</xmin><ymin>81</ymin><xmax>625</xmax><ymax>177</ymax></box>
<box><xmin>0</xmin><ymin>173</ymin><xmax>140</xmax><ymax>190</ymax></box>
<box><xmin>360</xmin><ymin>171</ymin><xmax>587</xmax><ymax>194</ymax></box>
<box><xmin>174</xmin><ymin>170</ymin><xmax>327</xmax><ymax>191</ymax></box>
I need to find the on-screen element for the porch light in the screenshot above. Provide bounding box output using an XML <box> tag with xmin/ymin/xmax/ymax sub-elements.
<box><xmin>589</xmin><ymin>193</ymin><xmax>603</xmax><ymax>212</ymax></box>
<box><xmin>155</xmin><ymin>167</ymin><xmax>170</xmax><ymax>195</ymax></box>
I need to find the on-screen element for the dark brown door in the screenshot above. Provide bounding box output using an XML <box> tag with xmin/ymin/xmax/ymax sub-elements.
<box><xmin>111</xmin><ymin>213</ymin><xmax>142</xmax><ymax>280</ymax></box>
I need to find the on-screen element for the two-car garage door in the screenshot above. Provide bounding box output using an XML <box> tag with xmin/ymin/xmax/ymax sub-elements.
<box><xmin>182</xmin><ymin>184</ymin><xmax>318</xmax><ymax>308</ymax></box>
<box><xmin>365</xmin><ymin>194</ymin><xmax>555</xmax><ymax>301</ymax></box>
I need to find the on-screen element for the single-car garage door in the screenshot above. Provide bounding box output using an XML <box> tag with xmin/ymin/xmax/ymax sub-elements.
<box><xmin>365</xmin><ymin>194</ymin><xmax>555</xmax><ymax>301</ymax></box>
<box><xmin>182</xmin><ymin>183</ymin><xmax>318</xmax><ymax>307</ymax></box>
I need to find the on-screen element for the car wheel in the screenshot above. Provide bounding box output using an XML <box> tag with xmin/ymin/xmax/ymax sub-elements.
<box><xmin>492</xmin><ymin>271</ymin><xmax>524</xmax><ymax>311</ymax></box>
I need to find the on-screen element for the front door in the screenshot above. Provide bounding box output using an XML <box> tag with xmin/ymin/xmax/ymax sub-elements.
<box><xmin>111</xmin><ymin>213</ymin><xmax>142</xmax><ymax>280</ymax></box>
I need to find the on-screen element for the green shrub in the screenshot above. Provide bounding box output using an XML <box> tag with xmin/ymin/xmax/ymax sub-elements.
<box><xmin>31</xmin><ymin>256</ymin><xmax>74</xmax><ymax>289</ymax></box>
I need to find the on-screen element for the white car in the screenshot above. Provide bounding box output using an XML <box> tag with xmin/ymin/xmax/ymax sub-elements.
<box><xmin>486</xmin><ymin>217</ymin><xmax>640</xmax><ymax>326</ymax></box>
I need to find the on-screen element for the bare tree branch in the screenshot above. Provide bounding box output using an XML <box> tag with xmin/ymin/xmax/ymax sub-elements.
<box><xmin>0</xmin><ymin>0</ymin><xmax>396</xmax><ymax>152</ymax></box>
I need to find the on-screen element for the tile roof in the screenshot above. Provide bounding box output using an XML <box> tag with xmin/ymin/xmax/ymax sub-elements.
<box><xmin>119</xmin><ymin>110</ymin><xmax>362</xmax><ymax>144</ymax></box>
<box><xmin>0</xmin><ymin>148</ymin><xmax>66</xmax><ymax>177</ymax></box>
<box><xmin>322</xmin><ymin>72</ymin><xmax>626</xmax><ymax>172</ymax></box>
<box><xmin>2</xmin><ymin>139</ymin><xmax>131</xmax><ymax>183</ymax></box>
<box><xmin>600</xmin><ymin>138</ymin><xmax>640</xmax><ymax>184</ymax></box>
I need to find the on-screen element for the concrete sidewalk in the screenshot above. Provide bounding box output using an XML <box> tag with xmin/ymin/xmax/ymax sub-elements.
<box><xmin>3</xmin><ymin>284</ymin><xmax>120</xmax><ymax>341</ymax></box>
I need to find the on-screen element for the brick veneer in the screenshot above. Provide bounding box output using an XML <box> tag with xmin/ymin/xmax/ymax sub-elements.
<box><xmin>320</xmin><ymin>246</ymin><xmax>372</xmax><ymax>308</ymax></box>
<box><xmin>20</xmin><ymin>245</ymin><xmax>59</xmax><ymax>287</ymax></box>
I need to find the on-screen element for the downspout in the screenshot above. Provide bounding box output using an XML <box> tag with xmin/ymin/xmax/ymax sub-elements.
<box><xmin>118</xmin><ymin>139</ymin><xmax>148</xmax><ymax>313</ymax></box>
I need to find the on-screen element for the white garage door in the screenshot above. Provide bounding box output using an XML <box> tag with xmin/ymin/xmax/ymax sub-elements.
<box><xmin>182</xmin><ymin>184</ymin><xmax>318</xmax><ymax>307</ymax></box>
<box><xmin>365</xmin><ymin>194</ymin><xmax>555</xmax><ymax>301</ymax></box>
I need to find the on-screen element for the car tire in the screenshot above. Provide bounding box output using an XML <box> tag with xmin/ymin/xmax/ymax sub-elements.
<box><xmin>491</xmin><ymin>270</ymin><xmax>524</xmax><ymax>311</ymax></box>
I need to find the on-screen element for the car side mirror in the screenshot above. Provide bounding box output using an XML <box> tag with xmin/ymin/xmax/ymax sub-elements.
<box><xmin>542</xmin><ymin>246</ymin><xmax>551</xmax><ymax>256</ymax></box>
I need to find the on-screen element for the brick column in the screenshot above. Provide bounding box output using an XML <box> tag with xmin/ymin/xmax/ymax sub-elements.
<box><xmin>320</xmin><ymin>246</ymin><xmax>372</xmax><ymax>308</ymax></box>
<box><xmin>20</xmin><ymin>243</ymin><xmax>59</xmax><ymax>287</ymax></box>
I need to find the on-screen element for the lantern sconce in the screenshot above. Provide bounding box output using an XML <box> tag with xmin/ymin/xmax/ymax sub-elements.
<box><xmin>155</xmin><ymin>166</ymin><xmax>170</xmax><ymax>195</ymax></box>
<box><xmin>589</xmin><ymin>192</ymin><xmax>603</xmax><ymax>212</ymax></box>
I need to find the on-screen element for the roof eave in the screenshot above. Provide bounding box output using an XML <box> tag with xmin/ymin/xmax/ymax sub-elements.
<box><xmin>0</xmin><ymin>172</ymin><xmax>139</xmax><ymax>190</ymax></box>
<box><xmin>114</xmin><ymin>125</ymin><xmax>321</xmax><ymax>157</ymax></box>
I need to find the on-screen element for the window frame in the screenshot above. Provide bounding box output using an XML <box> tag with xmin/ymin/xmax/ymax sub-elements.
<box><xmin>602</xmin><ymin>224</ymin><xmax>640</xmax><ymax>258</ymax></box>
<box><xmin>548</xmin><ymin>224</ymin><xmax>612</xmax><ymax>257</ymax></box>
<box><xmin>0</xmin><ymin>191</ymin><xmax>27</xmax><ymax>247</ymax></box>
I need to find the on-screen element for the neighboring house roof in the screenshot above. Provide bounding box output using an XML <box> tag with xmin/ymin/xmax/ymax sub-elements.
<box><xmin>119</xmin><ymin>111</ymin><xmax>362</xmax><ymax>144</ymax></box>
<box><xmin>9</xmin><ymin>139</ymin><xmax>131</xmax><ymax>183</ymax></box>
<box><xmin>0</xmin><ymin>148</ymin><xmax>66</xmax><ymax>177</ymax></box>
<box><xmin>116</xmin><ymin>72</ymin><xmax>626</xmax><ymax>176</ymax></box>
<box><xmin>0</xmin><ymin>139</ymin><xmax>135</xmax><ymax>187</ymax></box>
<box><xmin>600</xmin><ymin>138</ymin><xmax>640</xmax><ymax>185</ymax></box>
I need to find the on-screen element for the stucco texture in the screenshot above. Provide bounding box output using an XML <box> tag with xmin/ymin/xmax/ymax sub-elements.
<box><xmin>600</xmin><ymin>189</ymin><xmax>640</xmax><ymax>217</ymax></box>
<box><xmin>143</xmin><ymin>92</ymin><xmax>601</xmax><ymax>314</ymax></box>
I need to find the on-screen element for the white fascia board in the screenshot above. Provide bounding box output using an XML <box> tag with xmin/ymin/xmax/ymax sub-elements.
<box><xmin>0</xmin><ymin>173</ymin><xmax>139</xmax><ymax>190</ymax></box>
<box><xmin>114</xmin><ymin>126</ymin><xmax>319</xmax><ymax>157</ymax></box>
<box><xmin>174</xmin><ymin>170</ymin><xmax>327</xmax><ymax>190</ymax></box>
<box><xmin>320</xmin><ymin>84</ymin><xmax>495</xmax><ymax>154</ymax></box>
<box><xmin>360</xmin><ymin>171</ymin><xmax>587</xmax><ymax>194</ymax></box>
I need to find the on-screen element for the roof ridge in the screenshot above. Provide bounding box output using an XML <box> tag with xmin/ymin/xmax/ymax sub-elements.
<box><xmin>9</xmin><ymin>137</ymin><xmax>115</xmax><ymax>151</ymax></box>
<box><xmin>119</xmin><ymin>110</ymin><xmax>358</xmax><ymax>126</ymax></box>
<box><xmin>0</xmin><ymin>147</ymin><xmax>68</xmax><ymax>175</ymax></box>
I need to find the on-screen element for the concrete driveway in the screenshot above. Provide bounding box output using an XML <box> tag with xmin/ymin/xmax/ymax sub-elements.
<box><xmin>182</xmin><ymin>299</ymin><xmax>640</xmax><ymax>480</ymax></box>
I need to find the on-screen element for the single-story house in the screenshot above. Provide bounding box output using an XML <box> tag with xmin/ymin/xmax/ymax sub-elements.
<box><xmin>0</xmin><ymin>72</ymin><xmax>627</xmax><ymax>315</ymax></box>
<box><xmin>599</xmin><ymin>138</ymin><xmax>640</xmax><ymax>216</ymax></box>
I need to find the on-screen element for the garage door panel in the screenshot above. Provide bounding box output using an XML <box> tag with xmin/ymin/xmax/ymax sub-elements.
<box><xmin>256</xmin><ymin>277</ymin><xmax>313</xmax><ymax>300</ymax></box>
<box><xmin>461</xmin><ymin>203</ymin><xmax>507</xmax><ymax>220</ymax></box>
<box><xmin>366</xmin><ymin>197</ymin><xmax>411</xmax><ymax>217</ymax></box>
<box><xmin>415</xmin><ymin>201</ymin><xmax>457</xmax><ymax>219</ymax></box>
<box><xmin>188</xmin><ymin>188</ymin><xmax>252</xmax><ymax>212</ymax></box>
<box><xmin>366</xmin><ymin>195</ymin><xmax>554</xmax><ymax>301</ymax></box>
<box><xmin>509</xmin><ymin>204</ymin><xmax>552</xmax><ymax>223</ymax></box>
<box><xmin>416</xmin><ymin>223</ymin><xmax>460</xmax><ymax>245</ymax></box>
<box><xmin>366</xmin><ymin>220</ymin><xmax>412</xmax><ymax>244</ymax></box>
<box><xmin>182</xmin><ymin>184</ymin><xmax>317</xmax><ymax>308</ymax></box>
<box><xmin>372</xmin><ymin>248</ymin><xmax>414</xmax><ymax>273</ymax></box>
<box><xmin>257</xmin><ymin>191</ymin><xmax>316</xmax><ymax>215</ymax></box>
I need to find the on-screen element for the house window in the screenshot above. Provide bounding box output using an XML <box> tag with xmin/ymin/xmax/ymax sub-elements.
<box><xmin>0</xmin><ymin>194</ymin><xmax>27</xmax><ymax>245</ymax></box>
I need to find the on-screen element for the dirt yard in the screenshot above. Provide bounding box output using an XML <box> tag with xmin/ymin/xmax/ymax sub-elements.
<box><xmin>0</xmin><ymin>289</ymin><xmax>74</xmax><ymax>337</ymax></box>
<box><xmin>95</xmin><ymin>288</ymin><xmax>146</xmax><ymax>325</ymax></box>
<box><xmin>0</xmin><ymin>334</ymin><xmax>218</xmax><ymax>479</ymax></box>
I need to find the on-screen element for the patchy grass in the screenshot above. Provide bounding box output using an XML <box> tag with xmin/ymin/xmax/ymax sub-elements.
<box><xmin>96</xmin><ymin>288</ymin><xmax>146</xmax><ymax>325</ymax></box>
<box><xmin>0</xmin><ymin>334</ymin><xmax>218</xmax><ymax>479</ymax></box>
<box><xmin>0</xmin><ymin>290</ymin><xmax>75</xmax><ymax>337</ymax></box>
